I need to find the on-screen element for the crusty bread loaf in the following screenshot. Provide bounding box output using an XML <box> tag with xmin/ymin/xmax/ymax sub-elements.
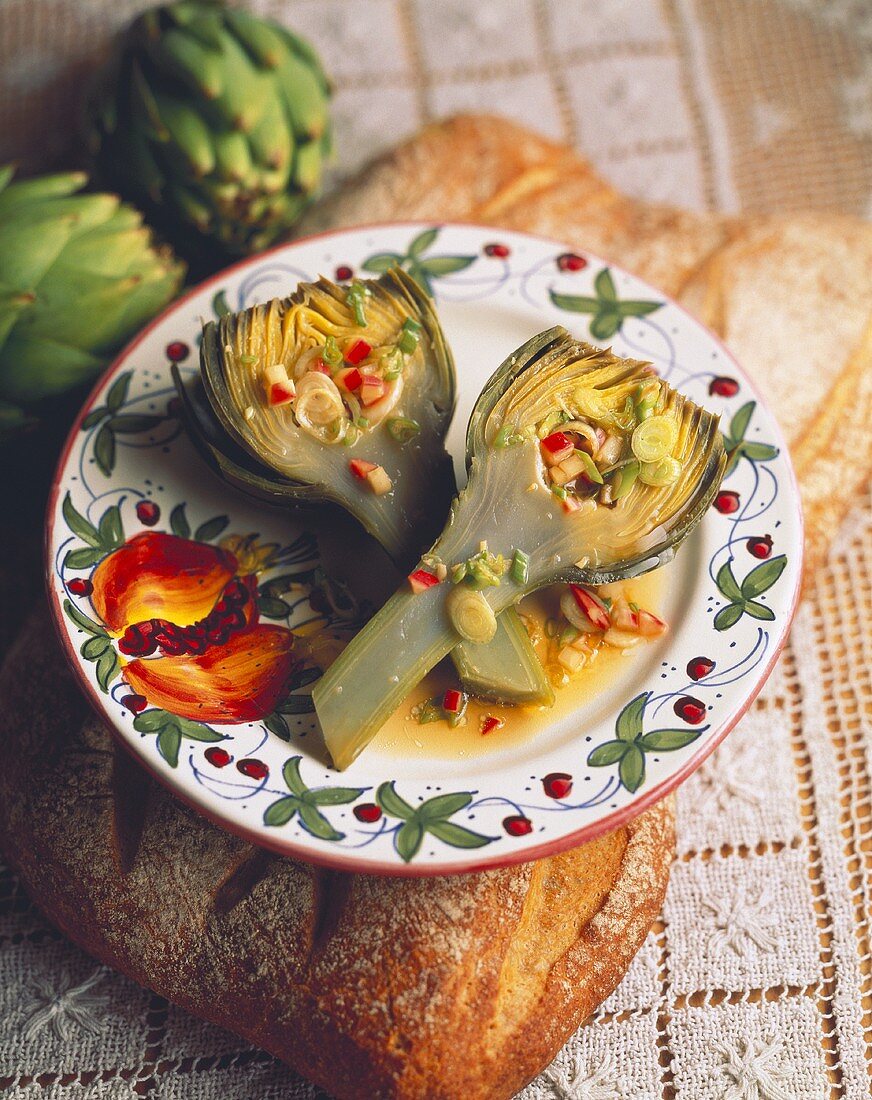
<box><xmin>0</xmin><ymin>607</ymin><xmax>674</xmax><ymax>1099</ymax></box>
<box><xmin>300</xmin><ymin>114</ymin><xmax>872</xmax><ymax>579</ymax></box>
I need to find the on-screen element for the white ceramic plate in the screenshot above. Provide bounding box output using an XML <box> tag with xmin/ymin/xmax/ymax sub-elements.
<box><xmin>47</xmin><ymin>224</ymin><xmax>802</xmax><ymax>875</ymax></box>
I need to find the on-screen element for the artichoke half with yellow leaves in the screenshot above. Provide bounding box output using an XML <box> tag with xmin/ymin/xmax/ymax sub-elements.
<box><xmin>87</xmin><ymin>1</ymin><xmax>331</xmax><ymax>257</ymax></box>
<box><xmin>175</xmin><ymin>267</ymin><xmax>554</xmax><ymax>707</ymax></box>
<box><xmin>0</xmin><ymin>166</ymin><xmax>184</xmax><ymax>436</ymax></box>
<box><xmin>314</xmin><ymin>327</ymin><xmax>727</xmax><ymax>769</ymax></box>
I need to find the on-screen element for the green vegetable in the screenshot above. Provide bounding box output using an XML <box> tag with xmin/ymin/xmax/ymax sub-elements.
<box><xmin>612</xmin><ymin>459</ymin><xmax>640</xmax><ymax>500</ymax></box>
<box><xmin>386</xmin><ymin>416</ymin><xmax>421</xmax><ymax>444</ymax></box>
<box><xmin>314</xmin><ymin>326</ymin><xmax>725</xmax><ymax>768</ymax></box>
<box><xmin>493</xmin><ymin>422</ymin><xmax>525</xmax><ymax>448</ymax></box>
<box><xmin>177</xmin><ymin>265</ymin><xmax>551</xmax><ymax>707</ymax></box>
<box><xmin>323</xmin><ymin>335</ymin><xmax>342</xmax><ymax>367</ymax></box>
<box><xmin>346</xmin><ymin>280</ymin><xmax>370</xmax><ymax>327</ymax></box>
<box><xmin>0</xmin><ymin>166</ymin><xmax>183</xmax><ymax>435</ymax></box>
<box><xmin>577</xmin><ymin>449</ymin><xmax>604</xmax><ymax>484</ymax></box>
<box><xmin>631</xmin><ymin>415</ymin><xmax>679</xmax><ymax>463</ymax></box>
<box><xmin>511</xmin><ymin>548</ymin><xmax>530</xmax><ymax>585</ymax></box>
<box><xmin>86</xmin><ymin>2</ymin><xmax>331</xmax><ymax>258</ymax></box>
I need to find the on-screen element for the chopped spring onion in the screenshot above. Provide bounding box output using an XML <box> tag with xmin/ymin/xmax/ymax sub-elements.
<box><xmin>416</xmin><ymin>698</ymin><xmax>443</xmax><ymax>724</ymax></box>
<box><xmin>631</xmin><ymin>415</ymin><xmax>678</xmax><ymax>463</ymax></box>
<box><xmin>346</xmin><ymin>280</ymin><xmax>371</xmax><ymax>326</ymax></box>
<box><xmin>576</xmin><ymin>449</ymin><xmax>604</xmax><ymax>485</ymax></box>
<box><xmin>386</xmin><ymin>416</ymin><xmax>421</xmax><ymax>444</ymax></box>
<box><xmin>446</xmin><ymin>586</ymin><xmax>497</xmax><ymax>644</ymax></box>
<box><xmin>612</xmin><ymin>459</ymin><xmax>640</xmax><ymax>499</ymax></box>
<box><xmin>462</xmin><ymin>546</ymin><xmax>506</xmax><ymax>589</ymax></box>
<box><xmin>633</xmin><ymin>382</ymin><xmax>660</xmax><ymax>421</ymax></box>
<box><xmin>551</xmin><ymin>484</ymin><xmax>568</xmax><ymax>501</ymax></box>
<box><xmin>239</xmin><ymin>354</ymin><xmax>259</xmax><ymax>365</ymax></box>
<box><xmin>451</xmin><ymin>562</ymin><xmax>468</xmax><ymax>584</ymax></box>
<box><xmin>323</xmin><ymin>335</ymin><xmax>342</xmax><ymax>367</ymax></box>
<box><xmin>639</xmin><ymin>455</ymin><xmax>681</xmax><ymax>486</ymax></box>
<box><xmin>397</xmin><ymin>318</ymin><xmax>421</xmax><ymax>355</ymax></box>
<box><xmin>537</xmin><ymin>409</ymin><xmax>569</xmax><ymax>439</ymax></box>
<box><xmin>342</xmin><ymin>423</ymin><xmax>361</xmax><ymax>447</ymax></box>
<box><xmin>510</xmin><ymin>548</ymin><xmax>530</xmax><ymax>585</ymax></box>
<box><xmin>494</xmin><ymin>423</ymin><xmax>525</xmax><ymax>448</ymax></box>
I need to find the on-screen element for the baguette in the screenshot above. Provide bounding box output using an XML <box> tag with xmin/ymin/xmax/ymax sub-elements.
<box><xmin>0</xmin><ymin>607</ymin><xmax>674</xmax><ymax>1099</ymax></box>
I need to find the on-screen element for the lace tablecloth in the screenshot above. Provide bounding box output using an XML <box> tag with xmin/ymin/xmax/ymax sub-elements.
<box><xmin>1</xmin><ymin>1</ymin><xmax>870</xmax><ymax>1097</ymax></box>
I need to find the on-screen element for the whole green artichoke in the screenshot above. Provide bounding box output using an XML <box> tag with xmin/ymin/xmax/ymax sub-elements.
<box><xmin>87</xmin><ymin>1</ymin><xmax>332</xmax><ymax>258</ymax></box>
<box><xmin>0</xmin><ymin>166</ymin><xmax>184</xmax><ymax>436</ymax></box>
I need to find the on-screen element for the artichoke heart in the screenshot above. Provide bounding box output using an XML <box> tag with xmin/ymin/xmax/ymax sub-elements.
<box><xmin>198</xmin><ymin>267</ymin><xmax>456</xmax><ymax>564</ymax></box>
<box><xmin>314</xmin><ymin>326</ymin><xmax>727</xmax><ymax>769</ymax></box>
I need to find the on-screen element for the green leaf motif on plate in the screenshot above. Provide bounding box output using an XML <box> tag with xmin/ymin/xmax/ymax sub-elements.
<box><xmin>375</xmin><ymin>781</ymin><xmax>494</xmax><ymax>862</ymax></box>
<box><xmin>62</xmin><ymin>493</ymin><xmax>125</xmax><ymax>571</ymax></box>
<box><xmin>587</xmin><ymin>692</ymin><xmax>707</xmax><ymax>793</ymax></box>
<box><xmin>262</xmin><ymin>756</ymin><xmax>365</xmax><ymax>841</ymax></box>
<box><xmin>80</xmin><ymin>370</ymin><xmax>174</xmax><ymax>475</ymax></box>
<box><xmin>361</xmin><ymin>227</ymin><xmax>476</xmax><ymax>297</ymax></box>
<box><xmin>713</xmin><ymin>555</ymin><xmax>787</xmax><ymax>631</ymax></box>
<box><xmin>721</xmin><ymin>400</ymin><xmax>780</xmax><ymax>475</ymax></box>
<box><xmin>133</xmin><ymin>709</ymin><xmax>225</xmax><ymax>768</ymax></box>
<box><xmin>63</xmin><ymin>598</ymin><xmax>119</xmax><ymax>692</ymax></box>
<box><xmin>549</xmin><ymin>267</ymin><xmax>663</xmax><ymax>341</ymax></box>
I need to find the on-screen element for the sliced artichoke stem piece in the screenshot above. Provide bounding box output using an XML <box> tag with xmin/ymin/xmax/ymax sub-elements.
<box><xmin>193</xmin><ymin>267</ymin><xmax>551</xmax><ymax>703</ymax></box>
<box><xmin>314</xmin><ymin>327</ymin><xmax>726</xmax><ymax>769</ymax></box>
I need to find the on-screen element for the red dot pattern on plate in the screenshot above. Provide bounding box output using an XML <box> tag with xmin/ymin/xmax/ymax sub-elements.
<box><xmin>237</xmin><ymin>758</ymin><xmax>268</xmax><ymax>780</ymax></box>
<box><xmin>543</xmin><ymin>772</ymin><xmax>573</xmax><ymax>799</ymax></box>
<box><xmin>686</xmin><ymin>656</ymin><xmax>715</xmax><ymax>681</ymax></box>
<box><xmin>715</xmin><ymin>490</ymin><xmax>740</xmax><ymax>514</ymax></box>
<box><xmin>503</xmin><ymin>814</ymin><xmax>533</xmax><ymax>836</ymax></box>
<box><xmin>674</xmin><ymin>697</ymin><xmax>707</xmax><ymax>724</ymax></box>
<box><xmin>557</xmin><ymin>252</ymin><xmax>587</xmax><ymax>272</ymax></box>
<box><xmin>121</xmin><ymin>693</ymin><xmax>148</xmax><ymax>713</ymax></box>
<box><xmin>709</xmin><ymin>376</ymin><xmax>739</xmax><ymax>397</ymax></box>
<box><xmin>136</xmin><ymin>500</ymin><xmax>160</xmax><ymax>526</ymax></box>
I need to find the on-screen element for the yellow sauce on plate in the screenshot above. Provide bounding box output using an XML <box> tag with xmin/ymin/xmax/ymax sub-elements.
<box><xmin>369</xmin><ymin>568</ymin><xmax>665</xmax><ymax>762</ymax></box>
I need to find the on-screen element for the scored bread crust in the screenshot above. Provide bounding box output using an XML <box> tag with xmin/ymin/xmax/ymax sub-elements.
<box><xmin>0</xmin><ymin>607</ymin><xmax>674</xmax><ymax>1099</ymax></box>
<box><xmin>300</xmin><ymin>114</ymin><xmax>872</xmax><ymax>581</ymax></box>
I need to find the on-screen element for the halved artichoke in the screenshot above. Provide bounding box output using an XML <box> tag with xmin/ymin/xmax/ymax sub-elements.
<box><xmin>179</xmin><ymin>269</ymin><xmax>553</xmax><ymax>705</ymax></box>
<box><xmin>314</xmin><ymin>327</ymin><xmax>727</xmax><ymax>769</ymax></box>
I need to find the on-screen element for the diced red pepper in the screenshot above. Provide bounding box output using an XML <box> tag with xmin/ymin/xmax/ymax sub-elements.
<box><xmin>310</xmin><ymin>357</ymin><xmax>331</xmax><ymax>375</ymax></box>
<box><xmin>481</xmin><ymin>715</ymin><xmax>504</xmax><ymax>736</ymax></box>
<box><xmin>541</xmin><ymin>431</ymin><xmax>575</xmax><ymax>465</ymax></box>
<box><xmin>345</xmin><ymin>339</ymin><xmax>372</xmax><ymax>365</ymax></box>
<box><xmin>336</xmin><ymin>366</ymin><xmax>363</xmax><ymax>391</ymax></box>
<box><xmin>349</xmin><ymin>459</ymin><xmax>377</xmax><ymax>480</ymax></box>
<box><xmin>442</xmin><ymin>689</ymin><xmax>465</xmax><ymax>713</ymax></box>
<box><xmin>570</xmin><ymin>584</ymin><xmax>611</xmax><ymax>631</ymax></box>
<box><xmin>408</xmin><ymin>568</ymin><xmax>441</xmax><ymax>595</ymax></box>
<box><xmin>560</xmin><ymin>494</ymin><xmax>579</xmax><ymax>514</ymax></box>
<box><xmin>268</xmin><ymin>381</ymin><xmax>295</xmax><ymax>407</ymax></box>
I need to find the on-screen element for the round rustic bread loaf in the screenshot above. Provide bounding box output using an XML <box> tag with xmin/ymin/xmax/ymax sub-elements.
<box><xmin>0</xmin><ymin>607</ymin><xmax>674</xmax><ymax>1100</ymax></box>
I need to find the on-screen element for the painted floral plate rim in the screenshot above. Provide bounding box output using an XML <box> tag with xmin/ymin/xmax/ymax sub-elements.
<box><xmin>46</xmin><ymin>223</ymin><xmax>803</xmax><ymax>876</ymax></box>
